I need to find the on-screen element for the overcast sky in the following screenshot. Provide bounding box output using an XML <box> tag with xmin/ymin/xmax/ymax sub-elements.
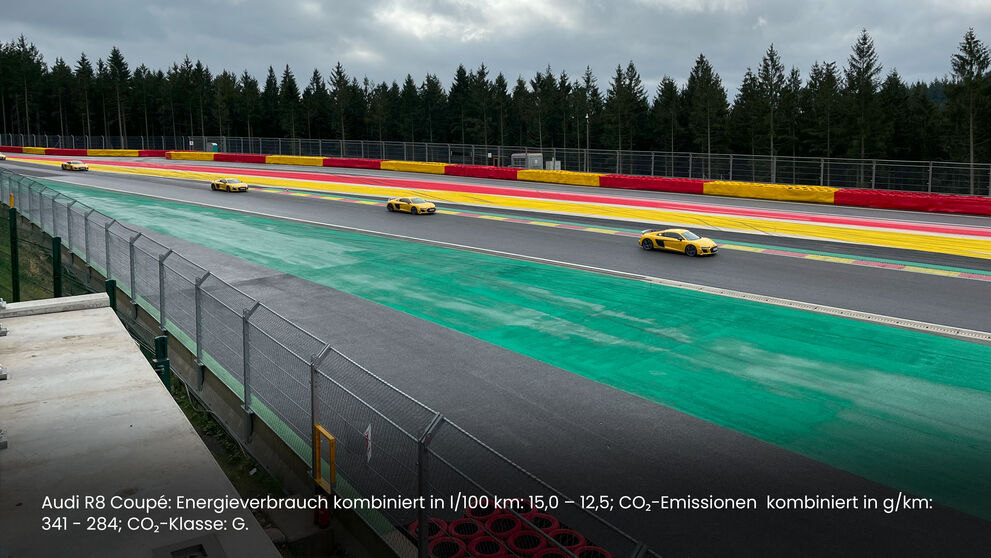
<box><xmin>2</xmin><ymin>0</ymin><xmax>987</xmax><ymax>96</ymax></box>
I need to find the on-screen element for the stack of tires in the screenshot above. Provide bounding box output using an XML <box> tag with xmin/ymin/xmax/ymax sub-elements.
<box><xmin>407</xmin><ymin>498</ymin><xmax>613</xmax><ymax>557</ymax></box>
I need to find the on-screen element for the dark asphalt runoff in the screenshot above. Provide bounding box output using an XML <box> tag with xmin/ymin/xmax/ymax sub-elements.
<box><xmin>5</xmin><ymin>158</ymin><xmax>990</xmax><ymax>557</ymax></box>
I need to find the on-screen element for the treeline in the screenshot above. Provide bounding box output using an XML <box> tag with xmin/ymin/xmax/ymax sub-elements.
<box><xmin>1</xmin><ymin>29</ymin><xmax>988</xmax><ymax>165</ymax></box>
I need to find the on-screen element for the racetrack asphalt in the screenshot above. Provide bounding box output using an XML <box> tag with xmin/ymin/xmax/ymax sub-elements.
<box><xmin>3</xmin><ymin>157</ymin><xmax>990</xmax><ymax>557</ymax></box>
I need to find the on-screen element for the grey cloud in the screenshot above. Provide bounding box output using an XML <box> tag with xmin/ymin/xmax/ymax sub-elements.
<box><xmin>0</xmin><ymin>0</ymin><xmax>982</xmax><ymax>95</ymax></box>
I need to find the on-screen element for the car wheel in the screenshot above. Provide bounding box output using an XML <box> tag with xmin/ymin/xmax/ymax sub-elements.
<box><xmin>685</xmin><ymin>245</ymin><xmax>698</xmax><ymax>257</ymax></box>
<box><xmin>410</xmin><ymin>207</ymin><xmax>418</xmax><ymax>215</ymax></box>
<box><xmin>211</xmin><ymin>184</ymin><xmax>216</xmax><ymax>191</ymax></box>
<box><xmin>640</xmin><ymin>239</ymin><xmax>653</xmax><ymax>250</ymax></box>
<box><xmin>387</xmin><ymin>204</ymin><xmax>394</xmax><ymax>212</ymax></box>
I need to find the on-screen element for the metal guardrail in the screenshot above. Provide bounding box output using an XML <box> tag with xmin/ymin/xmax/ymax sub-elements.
<box><xmin>0</xmin><ymin>168</ymin><xmax>652</xmax><ymax>558</ymax></box>
<box><xmin>4</xmin><ymin>132</ymin><xmax>990</xmax><ymax>196</ymax></box>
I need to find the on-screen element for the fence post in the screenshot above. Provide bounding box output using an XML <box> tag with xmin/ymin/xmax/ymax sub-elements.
<box><xmin>158</xmin><ymin>250</ymin><xmax>173</xmax><ymax>332</ymax></box>
<box><xmin>83</xmin><ymin>209</ymin><xmax>94</xmax><ymax>267</ymax></box>
<box><xmin>417</xmin><ymin>413</ymin><xmax>445</xmax><ymax>558</ymax></box>
<box><xmin>128</xmin><ymin>233</ymin><xmax>142</xmax><ymax>319</ymax></box>
<box><xmin>52</xmin><ymin>236</ymin><xmax>63</xmax><ymax>297</ymax></box>
<box><xmin>104</xmin><ymin>219</ymin><xmax>117</xmax><ymax>281</ymax></box>
<box><xmin>49</xmin><ymin>192</ymin><xmax>60</xmax><ymax>235</ymax></box>
<box><xmin>241</xmin><ymin>301</ymin><xmax>262</xmax><ymax>443</ymax></box>
<box><xmin>65</xmin><ymin>200</ymin><xmax>75</xmax><ymax>253</ymax></box>
<box><xmin>309</xmin><ymin>344</ymin><xmax>334</xmax><ymax>474</ymax></box>
<box><xmin>928</xmin><ymin>162</ymin><xmax>933</xmax><ymax>193</ymax></box>
<box><xmin>193</xmin><ymin>271</ymin><xmax>211</xmax><ymax>390</ymax></box>
<box><xmin>729</xmin><ymin>154</ymin><xmax>734</xmax><ymax>181</ymax></box>
<box><xmin>688</xmin><ymin>153</ymin><xmax>693</xmax><ymax>179</ymax></box>
<box><xmin>871</xmin><ymin>160</ymin><xmax>876</xmax><ymax>189</ymax></box>
<box><xmin>8</xmin><ymin>207</ymin><xmax>20</xmax><ymax>302</ymax></box>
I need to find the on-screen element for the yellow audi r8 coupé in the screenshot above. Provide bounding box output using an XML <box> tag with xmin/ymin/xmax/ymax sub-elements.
<box><xmin>387</xmin><ymin>197</ymin><xmax>436</xmax><ymax>215</ymax></box>
<box><xmin>210</xmin><ymin>178</ymin><xmax>248</xmax><ymax>192</ymax></box>
<box><xmin>61</xmin><ymin>160</ymin><xmax>89</xmax><ymax>171</ymax></box>
<box><xmin>639</xmin><ymin>228</ymin><xmax>718</xmax><ymax>256</ymax></box>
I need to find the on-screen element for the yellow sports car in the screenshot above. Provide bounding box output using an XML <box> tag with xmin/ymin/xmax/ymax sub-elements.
<box><xmin>61</xmin><ymin>160</ymin><xmax>89</xmax><ymax>171</ymax></box>
<box><xmin>387</xmin><ymin>197</ymin><xmax>436</xmax><ymax>215</ymax></box>
<box><xmin>210</xmin><ymin>178</ymin><xmax>248</xmax><ymax>192</ymax></box>
<box><xmin>0</xmin><ymin>153</ymin><xmax>7</xmax><ymax>160</ymax></box>
<box><xmin>639</xmin><ymin>228</ymin><xmax>718</xmax><ymax>256</ymax></box>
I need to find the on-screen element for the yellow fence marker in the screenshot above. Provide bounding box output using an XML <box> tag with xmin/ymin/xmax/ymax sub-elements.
<box><xmin>313</xmin><ymin>424</ymin><xmax>336</xmax><ymax>493</ymax></box>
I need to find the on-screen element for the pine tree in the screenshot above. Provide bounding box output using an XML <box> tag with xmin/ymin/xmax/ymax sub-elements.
<box><xmin>757</xmin><ymin>44</ymin><xmax>785</xmax><ymax>160</ymax></box>
<box><xmin>950</xmin><ymin>27</ymin><xmax>990</xmax><ymax>193</ymax></box>
<box><xmin>74</xmin><ymin>53</ymin><xmax>94</xmax><ymax>138</ymax></box>
<box><xmin>684</xmin><ymin>53</ymin><xmax>729</xmax><ymax>177</ymax></box>
<box><xmin>844</xmin><ymin>29</ymin><xmax>883</xmax><ymax>184</ymax></box>
<box><xmin>107</xmin><ymin>46</ymin><xmax>130</xmax><ymax>142</ymax></box>
<box><xmin>651</xmin><ymin>76</ymin><xmax>681</xmax><ymax>175</ymax></box>
<box><xmin>278</xmin><ymin>64</ymin><xmax>301</xmax><ymax>144</ymax></box>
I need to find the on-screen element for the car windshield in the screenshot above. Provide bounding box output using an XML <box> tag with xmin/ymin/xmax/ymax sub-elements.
<box><xmin>227</xmin><ymin>179</ymin><xmax>242</xmax><ymax>183</ymax></box>
<box><xmin>70</xmin><ymin>161</ymin><xmax>82</xmax><ymax>164</ymax></box>
<box><xmin>682</xmin><ymin>231</ymin><xmax>700</xmax><ymax>240</ymax></box>
<box><xmin>410</xmin><ymin>197</ymin><xmax>427</xmax><ymax>204</ymax></box>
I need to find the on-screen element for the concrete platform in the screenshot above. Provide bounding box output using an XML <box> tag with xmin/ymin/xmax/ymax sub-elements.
<box><xmin>0</xmin><ymin>294</ymin><xmax>281</xmax><ymax>557</ymax></box>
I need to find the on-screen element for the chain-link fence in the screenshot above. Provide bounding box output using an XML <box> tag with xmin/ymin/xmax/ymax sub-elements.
<box><xmin>4</xmin><ymin>133</ymin><xmax>989</xmax><ymax>196</ymax></box>
<box><xmin>0</xmin><ymin>167</ymin><xmax>653</xmax><ymax>558</ymax></box>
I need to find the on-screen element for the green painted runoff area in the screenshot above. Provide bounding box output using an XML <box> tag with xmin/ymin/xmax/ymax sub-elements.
<box><xmin>40</xmin><ymin>180</ymin><xmax>991</xmax><ymax>520</ymax></box>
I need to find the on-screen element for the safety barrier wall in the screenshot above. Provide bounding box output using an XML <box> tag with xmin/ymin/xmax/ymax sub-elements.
<box><xmin>600</xmin><ymin>175</ymin><xmax>705</xmax><ymax>194</ymax></box>
<box><xmin>0</xmin><ymin>167</ymin><xmax>650</xmax><ymax>558</ymax></box>
<box><xmin>1</xmin><ymin>146</ymin><xmax>159</xmax><ymax>157</ymax></box>
<box><xmin>166</xmin><ymin>151</ymin><xmax>216</xmax><ymax>161</ymax></box>
<box><xmin>6</xmin><ymin>144</ymin><xmax>989</xmax><ymax>216</ymax></box>
<box><xmin>87</xmin><ymin>149</ymin><xmax>140</xmax><ymax>157</ymax></box>
<box><xmin>834</xmin><ymin>188</ymin><xmax>991</xmax><ymax>216</ymax></box>
<box><xmin>517</xmin><ymin>169</ymin><xmax>602</xmax><ymax>187</ymax></box>
<box><xmin>137</xmin><ymin>150</ymin><xmax>168</xmax><ymax>157</ymax></box>
<box><xmin>444</xmin><ymin>164</ymin><xmax>518</xmax><ymax>180</ymax></box>
<box><xmin>215</xmin><ymin>153</ymin><xmax>268</xmax><ymax>164</ymax></box>
<box><xmin>45</xmin><ymin>148</ymin><xmax>88</xmax><ymax>156</ymax></box>
<box><xmin>322</xmin><ymin>157</ymin><xmax>382</xmax><ymax>169</ymax></box>
<box><xmin>703</xmin><ymin>180</ymin><xmax>838</xmax><ymax>204</ymax></box>
<box><xmin>381</xmin><ymin>160</ymin><xmax>448</xmax><ymax>174</ymax></box>
<box><xmin>266</xmin><ymin>155</ymin><xmax>325</xmax><ymax>167</ymax></box>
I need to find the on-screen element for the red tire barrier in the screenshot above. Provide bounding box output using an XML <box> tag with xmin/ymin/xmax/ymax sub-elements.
<box><xmin>322</xmin><ymin>157</ymin><xmax>382</xmax><ymax>169</ymax></box>
<box><xmin>137</xmin><ymin>150</ymin><xmax>167</xmax><ymax>157</ymax></box>
<box><xmin>577</xmin><ymin>546</ymin><xmax>613</xmax><ymax>558</ymax></box>
<box><xmin>215</xmin><ymin>153</ymin><xmax>267</xmax><ymax>164</ymax></box>
<box><xmin>485</xmin><ymin>514</ymin><xmax>522</xmax><ymax>539</ymax></box>
<box><xmin>408</xmin><ymin>518</ymin><xmax>448</xmax><ymax>541</ymax></box>
<box><xmin>547</xmin><ymin>529</ymin><xmax>586</xmax><ymax>552</ymax></box>
<box><xmin>600</xmin><ymin>174</ymin><xmax>705</xmax><ymax>194</ymax></box>
<box><xmin>834</xmin><ymin>188</ymin><xmax>991</xmax><ymax>216</ymax></box>
<box><xmin>447</xmin><ymin>518</ymin><xmax>483</xmax><ymax>541</ymax></box>
<box><xmin>466</xmin><ymin>504</ymin><xmax>500</xmax><ymax>523</ymax></box>
<box><xmin>507</xmin><ymin>530</ymin><xmax>549</xmax><ymax>556</ymax></box>
<box><xmin>528</xmin><ymin>513</ymin><xmax>560</xmax><ymax>533</ymax></box>
<box><xmin>444</xmin><ymin>164</ymin><xmax>519</xmax><ymax>180</ymax></box>
<box><xmin>45</xmin><ymin>148</ymin><xmax>87</xmax><ymax>156</ymax></box>
<box><xmin>468</xmin><ymin>536</ymin><xmax>508</xmax><ymax>558</ymax></box>
<box><xmin>430</xmin><ymin>536</ymin><xmax>467</xmax><ymax>558</ymax></box>
<box><xmin>0</xmin><ymin>146</ymin><xmax>24</xmax><ymax>153</ymax></box>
